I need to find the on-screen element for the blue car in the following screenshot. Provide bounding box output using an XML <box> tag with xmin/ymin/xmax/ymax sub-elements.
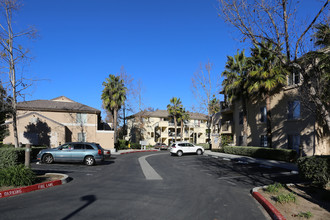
<box><xmin>37</xmin><ymin>142</ymin><xmax>106</xmax><ymax>166</ymax></box>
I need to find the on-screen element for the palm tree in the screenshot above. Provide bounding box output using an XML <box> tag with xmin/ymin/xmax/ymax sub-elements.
<box><xmin>221</xmin><ymin>50</ymin><xmax>250</xmax><ymax>146</ymax></box>
<box><xmin>177</xmin><ymin>107</ymin><xmax>190</xmax><ymax>141</ymax></box>
<box><xmin>248</xmin><ymin>41</ymin><xmax>288</xmax><ymax>148</ymax></box>
<box><xmin>207</xmin><ymin>97</ymin><xmax>220</xmax><ymax>145</ymax></box>
<box><xmin>101</xmin><ymin>74</ymin><xmax>127</xmax><ymax>147</ymax></box>
<box><xmin>167</xmin><ymin>97</ymin><xmax>183</xmax><ymax>143</ymax></box>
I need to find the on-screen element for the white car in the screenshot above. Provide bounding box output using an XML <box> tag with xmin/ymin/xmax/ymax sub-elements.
<box><xmin>170</xmin><ymin>142</ymin><xmax>205</xmax><ymax>157</ymax></box>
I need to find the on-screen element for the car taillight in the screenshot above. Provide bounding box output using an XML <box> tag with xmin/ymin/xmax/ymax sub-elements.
<box><xmin>98</xmin><ymin>149</ymin><xmax>102</xmax><ymax>155</ymax></box>
<box><xmin>106</xmin><ymin>151</ymin><xmax>110</xmax><ymax>154</ymax></box>
<box><xmin>171</xmin><ymin>146</ymin><xmax>176</xmax><ymax>148</ymax></box>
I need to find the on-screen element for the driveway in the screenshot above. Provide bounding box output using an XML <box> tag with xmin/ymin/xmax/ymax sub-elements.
<box><xmin>0</xmin><ymin>152</ymin><xmax>299</xmax><ymax>219</ymax></box>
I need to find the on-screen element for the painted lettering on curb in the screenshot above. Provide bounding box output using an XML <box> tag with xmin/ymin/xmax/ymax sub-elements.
<box><xmin>3</xmin><ymin>189</ymin><xmax>23</xmax><ymax>197</ymax></box>
<box><xmin>38</xmin><ymin>182</ymin><xmax>54</xmax><ymax>189</ymax></box>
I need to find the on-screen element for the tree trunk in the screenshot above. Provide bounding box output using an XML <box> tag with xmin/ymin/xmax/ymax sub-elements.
<box><xmin>242</xmin><ymin>98</ymin><xmax>248</xmax><ymax>146</ymax></box>
<box><xmin>266</xmin><ymin>95</ymin><xmax>272</xmax><ymax>148</ymax></box>
<box><xmin>181</xmin><ymin>122</ymin><xmax>183</xmax><ymax>141</ymax></box>
<box><xmin>174</xmin><ymin>116</ymin><xmax>177</xmax><ymax>142</ymax></box>
<box><xmin>113</xmin><ymin>109</ymin><xmax>117</xmax><ymax>145</ymax></box>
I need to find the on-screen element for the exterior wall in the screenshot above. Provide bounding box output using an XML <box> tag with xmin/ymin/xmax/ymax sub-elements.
<box><xmin>95</xmin><ymin>130</ymin><xmax>114</xmax><ymax>150</ymax></box>
<box><xmin>223</xmin><ymin>86</ymin><xmax>329</xmax><ymax>156</ymax></box>
<box><xmin>126</xmin><ymin>114</ymin><xmax>208</xmax><ymax>146</ymax></box>
<box><xmin>4</xmin><ymin>110</ymin><xmax>114</xmax><ymax>150</ymax></box>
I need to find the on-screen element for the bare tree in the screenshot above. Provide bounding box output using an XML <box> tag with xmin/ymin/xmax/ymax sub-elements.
<box><xmin>218</xmin><ymin>0</ymin><xmax>330</xmax><ymax>131</ymax></box>
<box><xmin>191</xmin><ymin>60</ymin><xmax>220</xmax><ymax>147</ymax></box>
<box><xmin>0</xmin><ymin>0</ymin><xmax>36</xmax><ymax>148</ymax></box>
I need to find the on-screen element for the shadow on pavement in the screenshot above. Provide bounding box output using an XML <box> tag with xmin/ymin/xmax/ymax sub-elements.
<box><xmin>61</xmin><ymin>195</ymin><xmax>97</xmax><ymax>220</ymax></box>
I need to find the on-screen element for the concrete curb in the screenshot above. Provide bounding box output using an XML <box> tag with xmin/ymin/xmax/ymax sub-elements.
<box><xmin>119</xmin><ymin>150</ymin><xmax>159</xmax><ymax>155</ymax></box>
<box><xmin>251</xmin><ymin>186</ymin><xmax>286</xmax><ymax>220</ymax></box>
<box><xmin>0</xmin><ymin>173</ymin><xmax>69</xmax><ymax>199</ymax></box>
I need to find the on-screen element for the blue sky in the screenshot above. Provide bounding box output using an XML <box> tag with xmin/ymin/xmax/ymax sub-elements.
<box><xmin>6</xmin><ymin>0</ymin><xmax>328</xmax><ymax>118</ymax></box>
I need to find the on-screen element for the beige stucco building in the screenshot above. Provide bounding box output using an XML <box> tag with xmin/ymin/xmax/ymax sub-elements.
<box><xmin>3</xmin><ymin>96</ymin><xmax>114</xmax><ymax>150</ymax></box>
<box><xmin>212</xmin><ymin>74</ymin><xmax>330</xmax><ymax>156</ymax></box>
<box><xmin>126</xmin><ymin>110</ymin><xmax>209</xmax><ymax>146</ymax></box>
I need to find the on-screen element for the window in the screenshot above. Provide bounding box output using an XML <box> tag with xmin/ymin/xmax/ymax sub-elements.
<box><xmin>260</xmin><ymin>106</ymin><xmax>267</xmax><ymax>123</ymax></box>
<box><xmin>260</xmin><ymin>135</ymin><xmax>267</xmax><ymax>147</ymax></box>
<box><xmin>76</xmin><ymin>113</ymin><xmax>87</xmax><ymax>124</ymax></box>
<box><xmin>288</xmin><ymin>101</ymin><xmax>300</xmax><ymax>120</ymax></box>
<box><xmin>73</xmin><ymin>144</ymin><xmax>85</xmax><ymax>150</ymax></box>
<box><xmin>239</xmin><ymin>111</ymin><xmax>243</xmax><ymax>125</ymax></box>
<box><xmin>288</xmin><ymin>134</ymin><xmax>300</xmax><ymax>152</ymax></box>
<box><xmin>78</xmin><ymin>133</ymin><xmax>86</xmax><ymax>142</ymax></box>
<box><xmin>288</xmin><ymin>71</ymin><xmax>300</xmax><ymax>86</ymax></box>
<box><xmin>86</xmin><ymin>145</ymin><xmax>94</xmax><ymax>150</ymax></box>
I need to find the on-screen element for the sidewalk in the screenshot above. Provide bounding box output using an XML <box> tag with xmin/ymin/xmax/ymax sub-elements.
<box><xmin>204</xmin><ymin>150</ymin><xmax>298</xmax><ymax>172</ymax></box>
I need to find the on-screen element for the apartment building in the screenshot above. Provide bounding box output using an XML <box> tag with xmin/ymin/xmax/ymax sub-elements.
<box><xmin>3</xmin><ymin>96</ymin><xmax>114</xmax><ymax>150</ymax></box>
<box><xmin>126</xmin><ymin>110</ymin><xmax>208</xmax><ymax>146</ymax></box>
<box><xmin>213</xmin><ymin>73</ymin><xmax>329</xmax><ymax>156</ymax></box>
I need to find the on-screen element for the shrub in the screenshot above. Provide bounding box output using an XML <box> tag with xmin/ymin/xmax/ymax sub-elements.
<box><xmin>221</xmin><ymin>135</ymin><xmax>233</xmax><ymax>147</ymax></box>
<box><xmin>297</xmin><ymin>155</ymin><xmax>330</xmax><ymax>188</ymax></box>
<box><xmin>222</xmin><ymin>146</ymin><xmax>297</xmax><ymax>162</ymax></box>
<box><xmin>297</xmin><ymin>211</ymin><xmax>313</xmax><ymax>219</ymax></box>
<box><xmin>130</xmin><ymin>142</ymin><xmax>141</xmax><ymax>149</ymax></box>
<box><xmin>275</xmin><ymin>193</ymin><xmax>296</xmax><ymax>204</ymax></box>
<box><xmin>0</xmin><ymin>147</ymin><xmax>25</xmax><ymax>169</ymax></box>
<box><xmin>117</xmin><ymin>139</ymin><xmax>128</xmax><ymax>150</ymax></box>
<box><xmin>264</xmin><ymin>183</ymin><xmax>283</xmax><ymax>193</ymax></box>
<box><xmin>197</xmin><ymin>143</ymin><xmax>210</xmax><ymax>150</ymax></box>
<box><xmin>0</xmin><ymin>164</ymin><xmax>36</xmax><ymax>187</ymax></box>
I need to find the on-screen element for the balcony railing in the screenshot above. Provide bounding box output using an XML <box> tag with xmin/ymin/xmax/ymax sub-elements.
<box><xmin>220</xmin><ymin>101</ymin><xmax>233</xmax><ymax>113</ymax></box>
<box><xmin>221</xmin><ymin>121</ymin><xmax>233</xmax><ymax>134</ymax></box>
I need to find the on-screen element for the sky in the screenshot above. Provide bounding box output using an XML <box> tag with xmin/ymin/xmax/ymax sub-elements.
<box><xmin>2</xmin><ymin>0</ymin><xmax>328</xmax><ymax>119</ymax></box>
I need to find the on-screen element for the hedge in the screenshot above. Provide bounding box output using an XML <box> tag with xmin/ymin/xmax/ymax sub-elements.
<box><xmin>218</xmin><ymin>146</ymin><xmax>297</xmax><ymax>162</ymax></box>
<box><xmin>0</xmin><ymin>164</ymin><xmax>36</xmax><ymax>187</ymax></box>
<box><xmin>0</xmin><ymin>147</ymin><xmax>25</xmax><ymax>169</ymax></box>
<box><xmin>297</xmin><ymin>155</ymin><xmax>330</xmax><ymax>188</ymax></box>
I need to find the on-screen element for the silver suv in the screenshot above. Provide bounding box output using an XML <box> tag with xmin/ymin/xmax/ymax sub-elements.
<box><xmin>37</xmin><ymin>142</ymin><xmax>106</xmax><ymax>166</ymax></box>
<box><xmin>170</xmin><ymin>142</ymin><xmax>204</xmax><ymax>157</ymax></box>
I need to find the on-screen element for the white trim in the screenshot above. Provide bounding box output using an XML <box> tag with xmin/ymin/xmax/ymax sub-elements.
<box><xmin>96</xmin><ymin>130</ymin><xmax>114</xmax><ymax>133</ymax></box>
<box><xmin>62</xmin><ymin>123</ymin><xmax>97</xmax><ymax>127</ymax></box>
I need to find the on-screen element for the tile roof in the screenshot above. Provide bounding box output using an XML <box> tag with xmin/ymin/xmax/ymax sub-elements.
<box><xmin>17</xmin><ymin>96</ymin><xmax>101</xmax><ymax>114</ymax></box>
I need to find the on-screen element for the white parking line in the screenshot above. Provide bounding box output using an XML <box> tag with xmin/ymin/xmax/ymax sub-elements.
<box><xmin>139</xmin><ymin>154</ymin><xmax>163</xmax><ymax>180</ymax></box>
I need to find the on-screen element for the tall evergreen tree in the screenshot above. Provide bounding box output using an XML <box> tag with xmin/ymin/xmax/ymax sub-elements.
<box><xmin>167</xmin><ymin>97</ymin><xmax>183</xmax><ymax>143</ymax></box>
<box><xmin>248</xmin><ymin>41</ymin><xmax>288</xmax><ymax>148</ymax></box>
<box><xmin>101</xmin><ymin>74</ymin><xmax>127</xmax><ymax>147</ymax></box>
<box><xmin>222</xmin><ymin>50</ymin><xmax>250</xmax><ymax>146</ymax></box>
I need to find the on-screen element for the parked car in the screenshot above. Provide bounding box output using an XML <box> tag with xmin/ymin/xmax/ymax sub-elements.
<box><xmin>154</xmin><ymin>143</ymin><xmax>168</xmax><ymax>150</ymax></box>
<box><xmin>37</xmin><ymin>142</ymin><xmax>107</xmax><ymax>166</ymax></box>
<box><xmin>170</xmin><ymin>142</ymin><xmax>204</xmax><ymax>157</ymax></box>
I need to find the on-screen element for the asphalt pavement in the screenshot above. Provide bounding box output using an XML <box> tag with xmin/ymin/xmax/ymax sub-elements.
<box><xmin>0</xmin><ymin>150</ymin><xmax>301</xmax><ymax>220</ymax></box>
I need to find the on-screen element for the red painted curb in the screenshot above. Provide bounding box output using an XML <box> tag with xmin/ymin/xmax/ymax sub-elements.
<box><xmin>252</xmin><ymin>191</ymin><xmax>286</xmax><ymax>220</ymax></box>
<box><xmin>0</xmin><ymin>179</ymin><xmax>62</xmax><ymax>199</ymax></box>
<box><xmin>120</xmin><ymin>150</ymin><xmax>158</xmax><ymax>155</ymax></box>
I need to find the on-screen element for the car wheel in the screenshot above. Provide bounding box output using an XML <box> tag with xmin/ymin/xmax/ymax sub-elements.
<box><xmin>196</xmin><ymin>149</ymin><xmax>203</xmax><ymax>155</ymax></box>
<box><xmin>84</xmin><ymin>156</ymin><xmax>95</xmax><ymax>166</ymax></box>
<box><xmin>42</xmin><ymin>154</ymin><xmax>54</xmax><ymax>164</ymax></box>
<box><xmin>177</xmin><ymin>151</ymin><xmax>183</xmax><ymax>157</ymax></box>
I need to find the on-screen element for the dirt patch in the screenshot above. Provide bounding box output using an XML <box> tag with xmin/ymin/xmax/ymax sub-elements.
<box><xmin>0</xmin><ymin>174</ymin><xmax>63</xmax><ymax>192</ymax></box>
<box><xmin>259</xmin><ymin>184</ymin><xmax>330</xmax><ymax>219</ymax></box>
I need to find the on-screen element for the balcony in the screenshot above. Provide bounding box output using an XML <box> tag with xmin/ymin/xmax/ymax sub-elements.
<box><xmin>220</xmin><ymin>101</ymin><xmax>233</xmax><ymax>114</ymax></box>
<box><xmin>221</xmin><ymin>121</ymin><xmax>233</xmax><ymax>134</ymax></box>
